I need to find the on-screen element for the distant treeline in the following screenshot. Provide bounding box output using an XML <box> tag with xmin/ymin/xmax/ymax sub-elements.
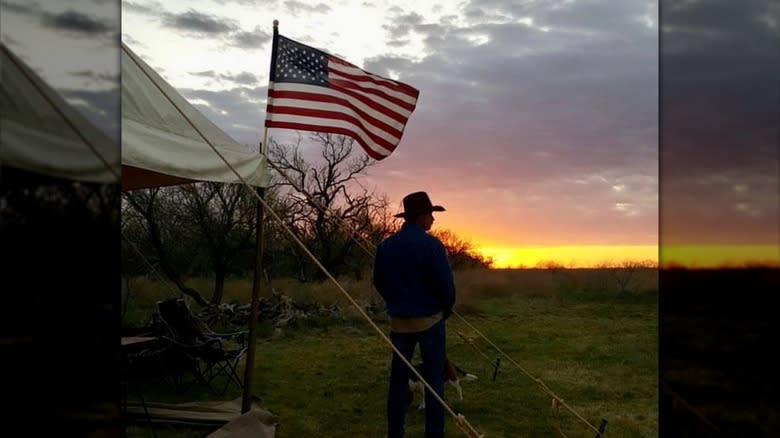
<box><xmin>121</xmin><ymin>134</ymin><xmax>492</xmax><ymax>305</ymax></box>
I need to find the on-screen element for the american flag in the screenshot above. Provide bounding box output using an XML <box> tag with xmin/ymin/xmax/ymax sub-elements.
<box><xmin>264</xmin><ymin>34</ymin><xmax>420</xmax><ymax>160</ymax></box>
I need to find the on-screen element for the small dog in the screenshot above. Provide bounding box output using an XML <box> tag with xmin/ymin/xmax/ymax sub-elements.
<box><xmin>406</xmin><ymin>359</ymin><xmax>477</xmax><ymax>410</ymax></box>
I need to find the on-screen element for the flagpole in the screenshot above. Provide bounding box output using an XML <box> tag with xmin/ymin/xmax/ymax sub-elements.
<box><xmin>241</xmin><ymin>19</ymin><xmax>278</xmax><ymax>415</ymax></box>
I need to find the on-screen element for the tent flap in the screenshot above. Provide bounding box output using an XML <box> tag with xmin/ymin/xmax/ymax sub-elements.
<box><xmin>121</xmin><ymin>42</ymin><xmax>270</xmax><ymax>190</ymax></box>
<box><xmin>0</xmin><ymin>43</ymin><xmax>120</xmax><ymax>183</ymax></box>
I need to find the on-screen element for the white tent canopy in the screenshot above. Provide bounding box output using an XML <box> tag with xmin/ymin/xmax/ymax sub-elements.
<box><xmin>121</xmin><ymin>42</ymin><xmax>270</xmax><ymax>191</ymax></box>
<box><xmin>0</xmin><ymin>43</ymin><xmax>120</xmax><ymax>183</ymax></box>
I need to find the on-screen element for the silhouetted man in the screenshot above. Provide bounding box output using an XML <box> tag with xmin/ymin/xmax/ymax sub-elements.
<box><xmin>373</xmin><ymin>191</ymin><xmax>456</xmax><ymax>438</ymax></box>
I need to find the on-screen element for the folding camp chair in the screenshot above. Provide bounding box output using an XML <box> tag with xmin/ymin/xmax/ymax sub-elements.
<box><xmin>156</xmin><ymin>298</ymin><xmax>248</xmax><ymax>393</ymax></box>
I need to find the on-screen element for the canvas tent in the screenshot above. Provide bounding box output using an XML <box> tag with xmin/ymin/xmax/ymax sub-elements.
<box><xmin>1</xmin><ymin>42</ymin><xmax>123</xmax><ymax>436</ymax></box>
<box><xmin>121</xmin><ymin>42</ymin><xmax>270</xmax><ymax>191</ymax></box>
<box><xmin>121</xmin><ymin>41</ymin><xmax>276</xmax><ymax>433</ymax></box>
<box><xmin>2</xmin><ymin>40</ymin><xmax>274</xmax><ymax>436</ymax></box>
<box><xmin>0</xmin><ymin>43</ymin><xmax>120</xmax><ymax>183</ymax></box>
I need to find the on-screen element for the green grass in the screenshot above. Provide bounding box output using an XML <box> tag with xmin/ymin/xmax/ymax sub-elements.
<box><xmin>124</xmin><ymin>269</ymin><xmax>658</xmax><ymax>437</ymax></box>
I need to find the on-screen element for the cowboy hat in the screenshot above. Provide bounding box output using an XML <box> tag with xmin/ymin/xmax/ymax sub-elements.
<box><xmin>394</xmin><ymin>191</ymin><xmax>446</xmax><ymax>218</ymax></box>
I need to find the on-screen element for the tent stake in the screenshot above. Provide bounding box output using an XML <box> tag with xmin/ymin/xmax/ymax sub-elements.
<box><xmin>492</xmin><ymin>357</ymin><xmax>501</xmax><ymax>381</ymax></box>
<box><xmin>593</xmin><ymin>418</ymin><xmax>608</xmax><ymax>437</ymax></box>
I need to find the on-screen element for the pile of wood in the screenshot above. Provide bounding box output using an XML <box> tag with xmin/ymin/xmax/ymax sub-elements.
<box><xmin>197</xmin><ymin>291</ymin><xmax>342</xmax><ymax>331</ymax></box>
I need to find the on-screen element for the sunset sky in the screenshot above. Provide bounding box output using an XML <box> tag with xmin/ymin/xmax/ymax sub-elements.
<box><xmin>2</xmin><ymin>0</ymin><xmax>776</xmax><ymax>268</ymax></box>
<box><xmin>121</xmin><ymin>0</ymin><xmax>659</xmax><ymax>269</ymax></box>
<box><xmin>659</xmin><ymin>0</ymin><xmax>779</xmax><ymax>268</ymax></box>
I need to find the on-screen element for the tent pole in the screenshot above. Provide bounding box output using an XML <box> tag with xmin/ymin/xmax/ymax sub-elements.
<box><xmin>241</xmin><ymin>181</ymin><xmax>265</xmax><ymax>413</ymax></box>
<box><xmin>241</xmin><ymin>133</ymin><xmax>269</xmax><ymax>413</ymax></box>
<box><xmin>242</xmin><ymin>20</ymin><xmax>278</xmax><ymax>414</ymax></box>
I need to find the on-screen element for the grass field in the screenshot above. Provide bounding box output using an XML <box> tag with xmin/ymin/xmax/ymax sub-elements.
<box><xmin>123</xmin><ymin>268</ymin><xmax>658</xmax><ymax>437</ymax></box>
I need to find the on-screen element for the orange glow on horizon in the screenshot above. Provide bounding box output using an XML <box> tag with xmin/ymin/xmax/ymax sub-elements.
<box><xmin>471</xmin><ymin>244</ymin><xmax>780</xmax><ymax>269</ymax></box>
<box><xmin>429</xmin><ymin>223</ymin><xmax>777</xmax><ymax>270</ymax></box>
<box><xmin>475</xmin><ymin>245</ymin><xmax>658</xmax><ymax>269</ymax></box>
<box><xmin>660</xmin><ymin>245</ymin><xmax>780</xmax><ymax>268</ymax></box>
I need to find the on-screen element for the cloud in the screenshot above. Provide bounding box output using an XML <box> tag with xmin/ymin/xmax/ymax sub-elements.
<box><xmin>180</xmin><ymin>85</ymin><xmax>268</xmax><ymax>147</ymax></box>
<box><xmin>124</xmin><ymin>3</ymin><xmax>269</xmax><ymax>49</ymax></box>
<box><xmin>1</xmin><ymin>1</ymin><xmax>41</xmax><ymax>16</ymax></box>
<box><xmin>162</xmin><ymin>9</ymin><xmax>240</xmax><ymax>36</ymax></box>
<box><xmin>190</xmin><ymin>70</ymin><xmax>218</xmax><ymax>78</ymax></box>
<box><xmin>339</xmin><ymin>0</ymin><xmax>658</xmax><ymax>242</ymax></box>
<box><xmin>382</xmin><ymin>12</ymin><xmax>425</xmax><ymax>39</ymax></box>
<box><xmin>188</xmin><ymin>70</ymin><xmax>260</xmax><ymax>85</ymax></box>
<box><xmin>363</xmin><ymin>2</ymin><xmax>657</xmax><ymax>177</ymax></box>
<box><xmin>226</xmin><ymin>72</ymin><xmax>260</xmax><ymax>85</ymax></box>
<box><xmin>213</xmin><ymin>0</ymin><xmax>275</xmax><ymax>5</ymax></box>
<box><xmin>283</xmin><ymin>1</ymin><xmax>331</xmax><ymax>15</ymax></box>
<box><xmin>114</xmin><ymin>0</ymin><xmax>661</xmax><ymax>245</ymax></box>
<box><xmin>40</xmin><ymin>10</ymin><xmax>115</xmax><ymax>37</ymax></box>
<box><xmin>122</xmin><ymin>1</ymin><xmax>163</xmax><ymax>16</ymax></box>
<box><xmin>3</xmin><ymin>2</ymin><xmax>116</xmax><ymax>38</ymax></box>
<box><xmin>660</xmin><ymin>0</ymin><xmax>779</xmax><ymax>243</ymax></box>
<box><xmin>69</xmin><ymin>70</ymin><xmax>120</xmax><ymax>84</ymax></box>
<box><xmin>227</xmin><ymin>26</ymin><xmax>271</xmax><ymax>49</ymax></box>
<box><xmin>59</xmin><ymin>87</ymin><xmax>120</xmax><ymax>144</ymax></box>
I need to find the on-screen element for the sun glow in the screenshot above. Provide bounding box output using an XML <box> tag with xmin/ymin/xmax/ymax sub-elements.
<box><xmin>660</xmin><ymin>245</ymin><xmax>780</xmax><ymax>268</ymax></box>
<box><xmin>476</xmin><ymin>245</ymin><xmax>658</xmax><ymax>269</ymax></box>
<box><xmin>474</xmin><ymin>244</ymin><xmax>780</xmax><ymax>269</ymax></box>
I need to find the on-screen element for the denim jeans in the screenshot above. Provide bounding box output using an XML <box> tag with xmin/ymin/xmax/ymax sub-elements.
<box><xmin>387</xmin><ymin>319</ymin><xmax>446</xmax><ymax>438</ymax></box>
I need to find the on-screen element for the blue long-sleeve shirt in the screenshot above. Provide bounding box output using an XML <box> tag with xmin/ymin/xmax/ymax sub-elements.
<box><xmin>372</xmin><ymin>222</ymin><xmax>456</xmax><ymax>318</ymax></box>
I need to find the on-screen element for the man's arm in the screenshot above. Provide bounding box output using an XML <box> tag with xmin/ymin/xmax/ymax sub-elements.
<box><xmin>372</xmin><ymin>247</ymin><xmax>386</xmax><ymax>299</ymax></box>
<box><xmin>429</xmin><ymin>240</ymin><xmax>456</xmax><ymax>318</ymax></box>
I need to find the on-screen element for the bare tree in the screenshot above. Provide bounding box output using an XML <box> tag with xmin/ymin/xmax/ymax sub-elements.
<box><xmin>182</xmin><ymin>182</ymin><xmax>257</xmax><ymax>304</ymax></box>
<box><xmin>122</xmin><ymin>181</ymin><xmax>264</xmax><ymax>305</ymax></box>
<box><xmin>600</xmin><ymin>259</ymin><xmax>657</xmax><ymax>294</ymax></box>
<box><xmin>122</xmin><ymin>187</ymin><xmax>209</xmax><ymax>306</ymax></box>
<box><xmin>268</xmin><ymin>133</ymin><xmax>390</xmax><ymax>279</ymax></box>
<box><xmin>430</xmin><ymin>229</ymin><xmax>494</xmax><ymax>270</ymax></box>
<box><xmin>536</xmin><ymin>260</ymin><xmax>566</xmax><ymax>270</ymax></box>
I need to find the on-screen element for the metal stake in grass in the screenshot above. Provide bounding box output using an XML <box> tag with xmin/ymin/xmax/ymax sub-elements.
<box><xmin>594</xmin><ymin>418</ymin><xmax>608</xmax><ymax>437</ymax></box>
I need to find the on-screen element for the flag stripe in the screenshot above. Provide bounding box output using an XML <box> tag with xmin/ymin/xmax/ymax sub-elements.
<box><xmin>266</xmin><ymin>104</ymin><xmax>399</xmax><ymax>150</ymax></box>
<box><xmin>325</xmin><ymin>79</ymin><xmax>412</xmax><ymax>118</ymax></box>
<box><xmin>265</xmin><ymin>34</ymin><xmax>419</xmax><ymax>160</ymax></box>
<box><xmin>328</xmin><ymin>61</ymin><xmax>419</xmax><ymax>103</ymax></box>
<box><xmin>329</xmin><ymin>77</ymin><xmax>416</xmax><ymax>112</ymax></box>
<box><xmin>269</xmin><ymin>96</ymin><xmax>403</xmax><ymax>139</ymax></box>
<box><xmin>265</xmin><ymin>116</ymin><xmax>392</xmax><ymax>159</ymax></box>
<box><xmin>328</xmin><ymin>56</ymin><xmax>418</xmax><ymax>94</ymax></box>
<box><xmin>269</xmin><ymin>85</ymin><xmax>406</xmax><ymax>132</ymax></box>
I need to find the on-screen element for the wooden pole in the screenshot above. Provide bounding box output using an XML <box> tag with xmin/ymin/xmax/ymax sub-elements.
<box><xmin>241</xmin><ymin>183</ymin><xmax>265</xmax><ymax>413</ymax></box>
<box><xmin>241</xmin><ymin>19</ymin><xmax>278</xmax><ymax>414</ymax></box>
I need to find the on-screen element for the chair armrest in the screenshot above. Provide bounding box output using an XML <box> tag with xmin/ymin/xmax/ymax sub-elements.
<box><xmin>206</xmin><ymin>330</ymin><xmax>249</xmax><ymax>346</ymax></box>
<box><xmin>160</xmin><ymin>335</ymin><xmax>224</xmax><ymax>351</ymax></box>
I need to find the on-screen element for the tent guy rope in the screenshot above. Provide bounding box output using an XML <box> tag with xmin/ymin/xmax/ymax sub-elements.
<box><xmin>121</xmin><ymin>19</ymin><xmax>609</xmax><ymax>436</ymax></box>
<box><xmin>265</xmin><ymin>154</ymin><xmax>607</xmax><ymax>436</ymax></box>
<box><xmin>122</xmin><ymin>35</ymin><xmax>485</xmax><ymax>438</ymax></box>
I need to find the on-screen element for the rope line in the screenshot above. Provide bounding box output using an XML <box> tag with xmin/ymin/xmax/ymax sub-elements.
<box><xmin>124</xmin><ymin>38</ymin><xmax>605</xmax><ymax>437</ymax></box>
<box><xmin>455</xmin><ymin>331</ymin><xmax>494</xmax><ymax>365</ymax></box>
<box><xmin>265</xmin><ymin>149</ymin><xmax>605</xmax><ymax>436</ymax></box>
<box><xmin>452</xmin><ymin>312</ymin><xmax>602</xmax><ymax>435</ymax></box>
<box><xmin>121</xmin><ymin>231</ymin><xmax>181</xmax><ymax>299</ymax></box>
<box><xmin>123</xmin><ymin>43</ymin><xmax>484</xmax><ymax>438</ymax></box>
